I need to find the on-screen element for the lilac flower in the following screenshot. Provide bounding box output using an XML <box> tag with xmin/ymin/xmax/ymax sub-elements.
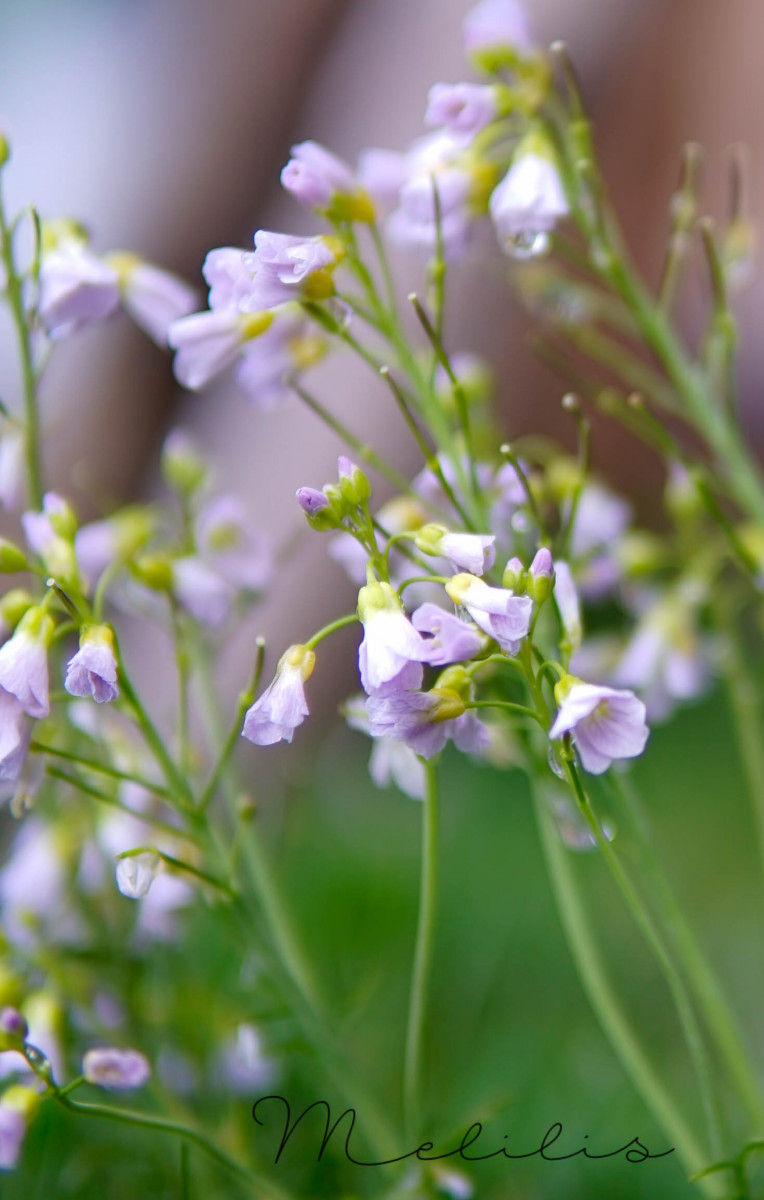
<box><xmin>203</xmin><ymin>247</ymin><xmax>257</xmax><ymax>311</ymax></box>
<box><xmin>21</xmin><ymin>492</ymin><xmax>74</xmax><ymax>558</ymax></box>
<box><xmin>462</xmin><ymin>0</ymin><xmax>534</xmax><ymax>58</ymax></box>
<box><xmin>357</xmin><ymin>148</ymin><xmax>410</xmax><ymax>205</ymax></box>
<box><xmin>412</xmin><ymin>602</ymin><xmax>486</xmax><ymax>666</ymax></box>
<box><xmin>113</xmin><ymin>256</ymin><xmax>197</xmax><ymax>346</ymax></box>
<box><xmin>0</xmin><ymin>691</ymin><xmax>31</xmax><ymax>788</ymax></box>
<box><xmin>445</xmin><ymin>573</ymin><xmax>533</xmax><ymax>654</ymax></box>
<box><xmin>83</xmin><ymin>1047</ymin><xmax>151</xmax><ymax>1090</ymax></box>
<box><xmin>425</xmin><ymin>83</ymin><xmax>498</xmax><ymax>144</ymax></box>
<box><xmin>367</xmin><ymin>688</ymin><xmax>489</xmax><ymax>760</ymax></box>
<box><xmin>0</xmin><ymin>1087</ymin><xmax>38</xmax><ymax>1170</ymax></box>
<box><xmin>38</xmin><ymin>238</ymin><xmax>120</xmax><ymax>338</ymax></box>
<box><xmin>613</xmin><ymin>600</ymin><xmax>712</xmax><ymax>722</ymax></box>
<box><xmin>296</xmin><ymin>488</ymin><xmax>330</xmax><ymax>517</ymax></box>
<box><xmin>357</xmin><ymin>581</ymin><xmax>431</xmax><ymax>694</ymax></box>
<box><xmin>0</xmin><ymin>610</ymin><xmax>54</xmax><ymax>719</ymax></box>
<box><xmin>171</xmin><ymin>558</ymin><xmax>235</xmax><ymax>628</ymax></box>
<box><xmin>64</xmin><ymin>625</ymin><xmax>119</xmax><ymax>703</ymax></box>
<box><xmin>570</xmin><ymin>482</ymin><xmax>632</xmax><ymax>558</ymax></box>
<box><xmin>0</xmin><ymin>1009</ymin><xmax>27</xmax><ymax>1044</ymax></box>
<box><xmin>436</xmin><ymin>530</ymin><xmax>496</xmax><ymax>575</ymax></box>
<box><xmin>74</xmin><ymin>509</ymin><xmax>154</xmax><ymax>587</ymax></box>
<box><xmin>195</xmin><ymin>496</ymin><xmax>272</xmax><ymax>592</ymax></box>
<box><xmin>388</xmin><ymin>167</ymin><xmax>473</xmax><ymax>260</ymax></box>
<box><xmin>549</xmin><ymin>678</ymin><xmax>649</xmax><ymax>775</ymax></box>
<box><xmin>116</xmin><ymin>851</ymin><xmax>161</xmax><ymax>899</ymax></box>
<box><xmin>0</xmin><ymin>432</ymin><xmax>24</xmax><ymax>513</ymax></box>
<box><xmin>235</xmin><ymin>317</ymin><xmax>304</xmax><ymax>405</ymax></box>
<box><xmin>490</xmin><ymin>460</ymin><xmax>527</xmax><ymax>535</ymax></box>
<box><xmin>281</xmin><ymin>141</ymin><xmax>374</xmax><ymax>222</ymax></box>
<box><xmin>241</xmin><ymin>231</ymin><xmax>341</xmax><ymax>311</ymax></box>
<box><xmin>553</xmin><ymin>560</ymin><xmax>582</xmax><ymax>653</ymax></box>
<box><xmin>241</xmin><ymin>644</ymin><xmax>315</xmax><ymax>745</ymax></box>
<box><xmin>168</xmin><ymin>309</ymin><xmax>273</xmax><ymax>391</ymax></box>
<box><xmin>216</xmin><ymin>1023</ymin><xmax>275</xmax><ymax>1095</ymax></box>
<box><xmin>490</xmin><ymin>152</ymin><xmax>569</xmax><ymax>256</ymax></box>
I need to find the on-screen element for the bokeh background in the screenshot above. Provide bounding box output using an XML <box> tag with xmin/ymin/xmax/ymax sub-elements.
<box><xmin>1</xmin><ymin>0</ymin><xmax>764</xmax><ymax>1196</ymax></box>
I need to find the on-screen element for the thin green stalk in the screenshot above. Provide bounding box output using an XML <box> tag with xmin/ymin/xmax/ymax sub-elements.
<box><xmin>532</xmin><ymin>782</ymin><xmax>721</xmax><ymax>1195</ymax></box>
<box><xmin>564</xmin><ymin>758</ymin><xmax>725</xmax><ymax>1161</ymax></box>
<box><xmin>117</xmin><ymin>659</ymin><xmax>195</xmax><ymax>811</ymax></box>
<box><xmin>721</xmin><ymin>619</ymin><xmax>764</xmax><ymax>888</ymax></box>
<box><xmin>30</xmin><ymin>741</ymin><xmax>174</xmax><ymax>800</ymax></box>
<box><xmin>45</xmin><ymin>766</ymin><xmax>189</xmax><ymax>841</ymax></box>
<box><xmin>288</xmin><ymin>377</ymin><xmax>413</xmax><ymax>495</ymax></box>
<box><xmin>52</xmin><ymin>1092</ymin><xmax>290</xmax><ymax>1199</ymax></box>
<box><xmin>0</xmin><ymin>180</ymin><xmax>42</xmax><ymax>506</ymax></box>
<box><xmin>404</xmin><ymin>758</ymin><xmax>440</xmax><ymax>1139</ymax></box>
<box><xmin>611</xmin><ymin>771</ymin><xmax>764</xmax><ymax>1131</ymax></box>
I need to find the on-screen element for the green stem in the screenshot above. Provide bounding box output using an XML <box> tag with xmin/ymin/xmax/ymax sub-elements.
<box><xmin>117</xmin><ymin>659</ymin><xmax>195</xmax><ymax>811</ymax></box>
<box><xmin>532</xmin><ymin>781</ymin><xmax>720</xmax><ymax>1194</ymax></box>
<box><xmin>30</xmin><ymin>741</ymin><xmax>174</xmax><ymax>801</ymax></box>
<box><xmin>52</xmin><ymin>1092</ymin><xmax>290</xmax><ymax>1199</ymax></box>
<box><xmin>305</xmin><ymin>612</ymin><xmax>358</xmax><ymax>650</ymax></box>
<box><xmin>0</xmin><ymin>180</ymin><xmax>42</xmax><ymax>507</ymax></box>
<box><xmin>722</xmin><ymin>618</ymin><xmax>764</xmax><ymax>892</ymax></box>
<box><xmin>404</xmin><ymin>758</ymin><xmax>440</xmax><ymax>1139</ymax></box>
<box><xmin>611</xmin><ymin>771</ymin><xmax>764</xmax><ymax>1132</ymax></box>
<box><xmin>564</xmin><ymin>758</ymin><xmax>725</xmax><ymax>1161</ymax></box>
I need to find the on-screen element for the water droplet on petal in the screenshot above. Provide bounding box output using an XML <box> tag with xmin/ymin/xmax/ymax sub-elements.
<box><xmin>550</xmin><ymin>795</ymin><xmax>615</xmax><ymax>852</ymax></box>
<box><xmin>548</xmin><ymin>747</ymin><xmax>566</xmax><ymax>779</ymax></box>
<box><xmin>504</xmin><ymin>230</ymin><xmax>550</xmax><ymax>260</ymax></box>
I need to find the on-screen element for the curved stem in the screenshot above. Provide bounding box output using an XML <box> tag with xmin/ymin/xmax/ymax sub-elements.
<box><xmin>532</xmin><ymin>781</ymin><xmax>721</xmax><ymax>1195</ymax></box>
<box><xmin>564</xmin><ymin>759</ymin><xmax>725</xmax><ymax>1161</ymax></box>
<box><xmin>52</xmin><ymin>1091</ymin><xmax>290</xmax><ymax>1199</ymax></box>
<box><xmin>404</xmin><ymin>758</ymin><xmax>440</xmax><ymax>1140</ymax></box>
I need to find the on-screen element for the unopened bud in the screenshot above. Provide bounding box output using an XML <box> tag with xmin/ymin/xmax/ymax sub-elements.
<box><xmin>337</xmin><ymin>457</ymin><xmax>371</xmax><ymax>506</ymax></box>
<box><xmin>0</xmin><ymin>1007</ymin><xmax>27</xmax><ymax>1049</ymax></box>
<box><xmin>0</xmin><ymin>590</ymin><xmax>35</xmax><ymax>630</ymax></box>
<box><xmin>161</xmin><ymin>429</ymin><xmax>207</xmax><ymax>496</ymax></box>
<box><xmin>526</xmin><ymin>547</ymin><xmax>555</xmax><ymax>603</ymax></box>
<box><xmin>0</xmin><ymin>540</ymin><xmax>28</xmax><ymax>573</ymax></box>
<box><xmin>132</xmin><ymin>554</ymin><xmax>172</xmax><ymax>591</ymax></box>
<box><xmin>502</xmin><ymin>556</ymin><xmax>525</xmax><ymax>591</ymax></box>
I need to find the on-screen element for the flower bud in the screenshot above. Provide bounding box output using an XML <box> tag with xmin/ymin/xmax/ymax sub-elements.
<box><xmin>0</xmin><ymin>1007</ymin><xmax>27</xmax><ymax>1050</ymax></box>
<box><xmin>526</xmin><ymin>547</ymin><xmax>554</xmax><ymax>603</ymax></box>
<box><xmin>295</xmin><ymin>487</ymin><xmax>340</xmax><ymax>532</ymax></box>
<box><xmin>337</xmin><ymin>457</ymin><xmax>372</xmax><ymax>506</ymax></box>
<box><xmin>502</xmin><ymin>556</ymin><xmax>525</xmax><ymax>591</ymax></box>
<box><xmin>116</xmin><ymin>850</ymin><xmax>161</xmax><ymax>899</ymax></box>
<box><xmin>161</xmin><ymin>429</ymin><xmax>207</xmax><ymax>497</ymax></box>
<box><xmin>46</xmin><ymin>496</ymin><xmax>77</xmax><ymax>540</ymax></box>
<box><xmin>0</xmin><ymin>540</ymin><xmax>28</xmax><ymax>573</ymax></box>
<box><xmin>428</xmin><ymin>688</ymin><xmax>467</xmax><ymax>723</ymax></box>
<box><xmin>0</xmin><ymin>590</ymin><xmax>35</xmax><ymax>630</ymax></box>
<box><xmin>0</xmin><ymin>132</ymin><xmax>10</xmax><ymax>169</ymax></box>
<box><xmin>131</xmin><ymin>554</ymin><xmax>172</xmax><ymax>591</ymax></box>
<box><xmin>434</xmin><ymin>664</ymin><xmax>472</xmax><ymax>701</ymax></box>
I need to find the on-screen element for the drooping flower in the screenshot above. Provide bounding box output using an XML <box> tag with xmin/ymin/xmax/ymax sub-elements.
<box><xmin>281</xmin><ymin>141</ymin><xmax>375</xmax><ymax>222</ymax></box>
<box><xmin>170</xmin><ymin>557</ymin><xmax>235</xmax><ymax>629</ymax></box>
<box><xmin>425</xmin><ymin>82</ymin><xmax>499</xmax><ymax>144</ymax></box>
<box><xmin>116</xmin><ymin>850</ymin><xmax>161</xmax><ymax>899</ymax></box>
<box><xmin>388</xmin><ymin>165</ymin><xmax>473</xmax><ymax>260</ymax></box>
<box><xmin>367</xmin><ymin>687</ymin><xmax>490</xmax><ymax>760</ymax></box>
<box><xmin>412</xmin><ymin>602</ymin><xmax>486</xmax><ymax>666</ymax></box>
<box><xmin>64</xmin><ymin>625</ymin><xmax>119</xmax><ymax>704</ymax></box>
<box><xmin>168</xmin><ymin>308</ymin><xmax>274</xmax><ymax>391</ymax></box>
<box><xmin>490</xmin><ymin>150</ymin><xmax>569</xmax><ymax>257</ymax></box>
<box><xmin>415</xmin><ymin>524</ymin><xmax>496</xmax><ymax>576</ymax></box>
<box><xmin>549</xmin><ymin>677</ymin><xmax>649</xmax><ymax>775</ymax></box>
<box><xmin>241</xmin><ymin>644</ymin><xmax>315</xmax><ymax>746</ymax></box>
<box><xmin>345</xmin><ymin>695</ymin><xmax>427</xmax><ymax>800</ymax></box>
<box><xmin>107</xmin><ymin>254</ymin><xmax>197</xmax><ymax>346</ymax></box>
<box><xmin>445</xmin><ymin>573</ymin><xmax>532</xmax><ymax>654</ymax></box>
<box><xmin>83</xmin><ymin>1047</ymin><xmax>151</xmax><ymax>1090</ymax></box>
<box><xmin>357</xmin><ymin>580</ymin><xmax>430</xmax><ymax>694</ymax></box>
<box><xmin>37</xmin><ymin>236</ymin><xmax>120</xmax><ymax>338</ymax></box>
<box><xmin>0</xmin><ymin>608</ymin><xmax>54</xmax><ymax>719</ymax></box>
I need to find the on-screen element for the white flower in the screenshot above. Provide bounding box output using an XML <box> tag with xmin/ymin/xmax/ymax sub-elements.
<box><xmin>490</xmin><ymin>152</ymin><xmax>568</xmax><ymax>254</ymax></box>
<box><xmin>241</xmin><ymin>644</ymin><xmax>315</xmax><ymax>746</ymax></box>
<box><xmin>116</xmin><ymin>258</ymin><xmax>197</xmax><ymax>345</ymax></box>
<box><xmin>0</xmin><ymin>612</ymin><xmax>54</xmax><ymax>719</ymax></box>
<box><xmin>549</xmin><ymin>679</ymin><xmax>649</xmax><ymax>775</ymax></box>
<box><xmin>445</xmin><ymin>573</ymin><xmax>532</xmax><ymax>654</ymax></box>
<box><xmin>168</xmin><ymin>309</ymin><xmax>272</xmax><ymax>391</ymax></box>
<box><xmin>38</xmin><ymin>239</ymin><xmax>120</xmax><ymax>337</ymax></box>
<box><xmin>553</xmin><ymin>560</ymin><xmax>582</xmax><ymax>653</ymax></box>
<box><xmin>357</xmin><ymin>581</ymin><xmax>430</xmax><ymax>694</ymax></box>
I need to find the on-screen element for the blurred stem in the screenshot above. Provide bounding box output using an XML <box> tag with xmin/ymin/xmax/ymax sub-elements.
<box><xmin>404</xmin><ymin>758</ymin><xmax>440</xmax><ymax>1140</ymax></box>
<box><xmin>116</xmin><ymin>656</ymin><xmax>194</xmax><ymax>811</ymax></box>
<box><xmin>610</xmin><ymin>770</ymin><xmax>764</xmax><ymax>1131</ymax></box>
<box><xmin>564</xmin><ymin>758</ymin><xmax>725</xmax><ymax>1162</ymax></box>
<box><xmin>0</xmin><ymin>178</ymin><xmax>43</xmax><ymax>507</ymax></box>
<box><xmin>720</xmin><ymin>613</ymin><xmax>764</xmax><ymax>896</ymax></box>
<box><xmin>532</xmin><ymin>781</ymin><xmax>719</xmax><ymax>1194</ymax></box>
<box><xmin>52</xmin><ymin>1092</ymin><xmax>290</xmax><ymax>1199</ymax></box>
